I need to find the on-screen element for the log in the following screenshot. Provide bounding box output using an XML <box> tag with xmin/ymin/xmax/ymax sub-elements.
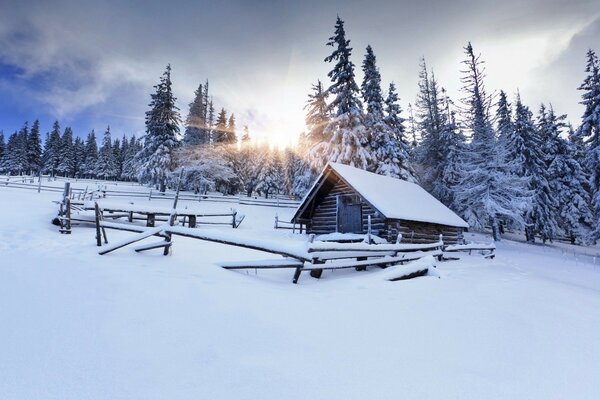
<box><xmin>98</xmin><ymin>226</ymin><xmax>164</xmax><ymax>255</ymax></box>
<box><xmin>134</xmin><ymin>241</ymin><xmax>173</xmax><ymax>253</ymax></box>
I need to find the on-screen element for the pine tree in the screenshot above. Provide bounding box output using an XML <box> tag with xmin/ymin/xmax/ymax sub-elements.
<box><xmin>207</xmin><ymin>99</ymin><xmax>215</xmax><ymax>144</ymax></box>
<box><xmin>511</xmin><ymin>98</ymin><xmax>559</xmax><ymax>242</ymax></box>
<box><xmin>237</xmin><ymin>126</ymin><xmax>263</xmax><ymax>196</ymax></box>
<box><xmin>414</xmin><ymin>59</ymin><xmax>447</xmax><ymax>191</ymax></box>
<box><xmin>226</xmin><ymin>113</ymin><xmax>237</xmax><ymax>143</ymax></box>
<box><xmin>113</xmin><ymin>137</ymin><xmax>123</xmax><ymax>178</ymax></box>
<box><xmin>0</xmin><ymin>132</ymin><xmax>5</xmax><ymax>172</ymax></box>
<box><xmin>57</xmin><ymin>127</ymin><xmax>75</xmax><ymax>177</ymax></box>
<box><xmin>184</xmin><ymin>83</ymin><xmax>207</xmax><ymax>145</ymax></box>
<box><xmin>284</xmin><ymin>133</ymin><xmax>314</xmax><ymax>198</ymax></box>
<box><xmin>122</xmin><ymin>135</ymin><xmax>141</xmax><ymax>181</ymax></box>
<box><xmin>138</xmin><ymin>64</ymin><xmax>181</xmax><ymax>189</ymax></box>
<box><xmin>4</xmin><ymin>132</ymin><xmax>20</xmax><ymax>174</ymax></box>
<box><xmin>305</xmin><ymin>80</ymin><xmax>330</xmax><ymax>170</ymax></box>
<box><xmin>72</xmin><ymin>137</ymin><xmax>85</xmax><ymax>178</ymax></box>
<box><xmin>454</xmin><ymin>43</ymin><xmax>529</xmax><ymax>241</ymax></box>
<box><xmin>96</xmin><ymin>126</ymin><xmax>117</xmax><ymax>179</ymax></box>
<box><xmin>12</xmin><ymin>122</ymin><xmax>30</xmax><ymax>175</ymax></box>
<box><xmin>27</xmin><ymin>120</ymin><xmax>42</xmax><ymax>174</ymax></box>
<box><xmin>43</xmin><ymin>121</ymin><xmax>62</xmax><ymax>176</ymax></box>
<box><xmin>381</xmin><ymin>82</ymin><xmax>415</xmax><ymax>181</ymax></box>
<box><xmin>496</xmin><ymin>90</ymin><xmax>514</xmax><ymax>146</ymax></box>
<box><xmin>541</xmin><ymin>105</ymin><xmax>594</xmax><ymax>243</ymax></box>
<box><xmin>256</xmin><ymin>149</ymin><xmax>285</xmax><ymax>198</ymax></box>
<box><xmin>213</xmin><ymin>108</ymin><xmax>229</xmax><ymax>143</ymax></box>
<box><xmin>574</xmin><ymin>49</ymin><xmax>600</xmax><ymax>242</ymax></box>
<box><xmin>318</xmin><ymin>16</ymin><xmax>370</xmax><ymax>169</ymax></box>
<box><xmin>82</xmin><ymin>130</ymin><xmax>99</xmax><ymax>178</ymax></box>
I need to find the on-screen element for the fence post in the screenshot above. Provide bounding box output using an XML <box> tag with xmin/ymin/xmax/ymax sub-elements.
<box><xmin>274</xmin><ymin>214</ymin><xmax>278</xmax><ymax>229</ymax></box>
<box><xmin>149</xmin><ymin>189</ymin><xmax>152</xmax><ymax>201</ymax></box>
<box><xmin>367</xmin><ymin>215</ymin><xmax>372</xmax><ymax>244</ymax></box>
<box><xmin>232</xmin><ymin>210</ymin><xmax>237</xmax><ymax>228</ymax></box>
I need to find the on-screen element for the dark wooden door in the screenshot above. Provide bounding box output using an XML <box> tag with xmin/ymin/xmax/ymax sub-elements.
<box><xmin>337</xmin><ymin>195</ymin><xmax>362</xmax><ymax>233</ymax></box>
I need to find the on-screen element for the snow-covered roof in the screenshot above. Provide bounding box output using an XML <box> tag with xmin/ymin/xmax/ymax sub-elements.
<box><xmin>295</xmin><ymin>162</ymin><xmax>468</xmax><ymax>228</ymax></box>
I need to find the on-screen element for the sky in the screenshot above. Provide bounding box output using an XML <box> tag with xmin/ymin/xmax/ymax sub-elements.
<box><xmin>1</xmin><ymin>0</ymin><xmax>599</xmax><ymax>146</ymax></box>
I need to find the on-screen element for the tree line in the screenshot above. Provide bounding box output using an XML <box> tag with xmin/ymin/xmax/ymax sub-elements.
<box><xmin>2</xmin><ymin>16</ymin><xmax>599</xmax><ymax>245</ymax></box>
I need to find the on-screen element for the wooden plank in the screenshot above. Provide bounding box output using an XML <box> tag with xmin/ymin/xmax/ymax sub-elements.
<box><xmin>98</xmin><ymin>226</ymin><xmax>164</xmax><ymax>255</ymax></box>
<box><xmin>134</xmin><ymin>241</ymin><xmax>173</xmax><ymax>253</ymax></box>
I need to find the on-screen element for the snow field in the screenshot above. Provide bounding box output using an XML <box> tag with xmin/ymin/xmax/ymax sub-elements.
<box><xmin>1</xmin><ymin>187</ymin><xmax>600</xmax><ymax>399</ymax></box>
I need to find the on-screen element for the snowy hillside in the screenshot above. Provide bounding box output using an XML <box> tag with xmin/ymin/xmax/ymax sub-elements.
<box><xmin>1</xmin><ymin>185</ymin><xmax>600</xmax><ymax>400</ymax></box>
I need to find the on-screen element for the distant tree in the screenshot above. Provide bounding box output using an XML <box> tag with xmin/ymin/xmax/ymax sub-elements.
<box><xmin>72</xmin><ymin>137</ymin><xmax>85</xmax><ymax>177</ymax></box>
<box><xmin>43</xmin><ymin>121</ymin><xmax>62</xmax><ymax>176</ymax></box>
<box><xmin>184</xmin><ymin>83</ymin><xmax>207</xmax><ymax>145</ymax></box>
<box><xmin>138</xmin><ymin>64</ymin><xmax>181</xmax><ymax>190</ymax></box>
<box><xmin>256</xmin><ymin>149</ymin><xmax>285</xmax><ymax>198</ymax></box>
<box><xmin>27</xmin><ymin>120</ymin><xmax>42</xmax><ymax>174</ymax></box>
<box><xmin>213</xmin><ymin>108</ymin><xmax>229</xmax><ymax>144</ymax></box>
<box><xmin>0</xmin><ymin>131</ymin><xmax>5</xmax><ymax>171</ymax></box>
<box><xmin>57</xmin><ymin>127</ymin><xmax>75</xmax><ymax>177</ymax></box>
<box><xmin>82</xmin><ymin>130</ymin><xmax>99</xmax><ymax>178</ymax></box>
<box><xmin>96</xmin><ymin>126</ymin><xmax>117</xmax><ymax>179</ymax></box>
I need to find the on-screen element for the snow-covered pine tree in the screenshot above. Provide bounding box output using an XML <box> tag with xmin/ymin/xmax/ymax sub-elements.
<box><xmin>4</xmin><ymin>132</ymin><xmax>19</xmax><ymax>174</ymax></box>
<box><xmin>122</xmin><ymin>135</ymin><xmax>141</xmax><ymax>181</ymax></box>
<box><xmin>207</xmin><ymin>99</ymin><xmax>215</xmax><ymax>145</ymax></box>
<box><xmin>382</xmin><ymin>82</ymin><xmax>416</xmax><ymax>181</ymax></box>
<box><xmin>285</xmin><ymin>133</ymin><xmax>315</xmax><ymax>198</ymax></box>
<box><xmin>237</xmin><ymin>126</ymin><xmax>264</xmax><ymax>196</ymax></box>
<box><xmin>82</xmin><ymin>130</ymin><xmax>99</xmax><ymax>178</ymax></box>
<box><xmin>138</xmin><ymin>64</ymin><xmax>181</xmax><ymax>190</ymax></box>
<box><xmin>413</xmin><ymin>59</ymin><xmax>447</xmax><ymax>191</ymax></box>
<box><xmin>43</xmin><ymin>121</ymin><xmax>62</xmax><ymax>176</ymax></box>
<box><xmin>0</xmin><ymin>132</ymin><xmax>5</xmax><ymax>172</ymax></box>
<box><xmin>226</xmin><ymin>113</ymin><xmax>237</xmax><ymax>144</ymax></box>
<box><xmin>183</xmin><ymin>83</ymin><xmax>207</xmax><ymax>146</ymax></box>
<box><xmin>56</xmin><ymin>127</ymin><xmax>75</xmax><ymax>177</ymax></box>
<box><xmin>433</xmin><ymin>93</ymin><xmax>466</xmax><ymax>210</ymax></box>
<box><xmin>454</xmin><ymin>43</ymin><xmax>529</xmax><ymax>241</ymax></box>
<box><xmin>96</xmin><ymin>126</ymin><xmax>117</xmax><ymax>180</ymax></box>
<box><xmin>574</xmin><ymin>49</ymin><xmax>600</xmax><ymax>242</ymax></box>
<box><xmin>512</xmin><ymin>98</ymin><xmax>559</xmax><ymax>242</ymax></box>
<box><xmin>256</xmin><ymin>149</ymin><xmax>285</xmax><ymax>198</ymax></box>
<box><xmin>318</xmin><ymin>16</ymin><xmax>370</xmax><ymax>169</ymax></box>
<box><xmin>495</xmin><ymin>90</ymin><xmax>514</xmax><ymax>147</ymax></box>
<box><xmin>406</xmin><ymin>103</ymin><xmax>419</xmax><ymax>149</ymax></box>
<box><xmin>305</xmin><ymin>80</ymin><xmax>330</xmax><ymax>170</ymax></box>
<box><xmin>72</xmin><ymin>136</ymin><xmax>85</xmax><ymax>178</ymax></box>
<box><xmin>113</xmin><ymin>137</ymin><xmax>123</xmax><ymax>178</ymax></box>
<box><xmin>360</xmin><ymin>44</ymin><xmax>385</xmax><ymax>171</ymax></box>
<box><xmin>540</xmin><ymin>105</ymin><xmax>594</xmax><ymax>243</ymax></box>
<box><xmin>13</xmin><ymin>123</ymin><xmax>30</xmax><ymax>175</ymax></box>
<box><xmin>213</xmin><ymin>108</ymin><xmax>228</xmax><ymax>144</ymax></box>
<box><xmin>27</xmin><ymin>120</ymin><xmax>42</xmax><ymax>175</ymax></box>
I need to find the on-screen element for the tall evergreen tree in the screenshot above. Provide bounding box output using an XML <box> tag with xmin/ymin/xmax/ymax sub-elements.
<box><xmin>57</xmin><ymin>127</ymin><xmax>75</xmax><ymax>177</ymax></box>
<box><xmin>96</xmin><ymin>126</ymin><xmax>117</xmax><ymax>179</ymax></box>
<box><xmin>27</xmin><ymin>120</ymin><xmax>42</xmax><ymax>174</ymax></box>
<box><xmin>184</xmin><ymin>83</ymin><xmax>207</xmax><ymax>145</ymax></box>
<box><xmin>138</xmin><ymin>64</ymin><xmax>181</xmax><ymax>189</ymax></box>
<box><xmin>43</xmin><ymin>121</ymin><xmax>62</xmax><ymax>176</ymax></box>
<box><xmin>213</xmin><ymin>108</ymin><xmax>229</xmax><ymax>144</ymax></box>
<box><xmin>454</xmin><ymin>43</ymin><xmax>529</xmax><ymax>241</ymax></box>
<box><xmin>318</xmin><ymin>16</ymin><xmax>370</xmax><ymax>169</ymax></box>
<box><xmin>541</xmin><ymin>105</ymin><xmax>594</xmax><ymax>243</ymax></box>
<box><xmin>72</xmin><ymin>137</ymin><xmax>85</xmax><ymax>177</ymax></box>
<box><xmin>0</xmin><ymin>132</ymin><xmax>5</xmax><ymax>171</ymax></box>
<box><xmin>256</xmin><ymin>149</ymin><xmax>285</xmax><ymax>198</ymax></box>
<box><xmin>305</xmin><ymin>80</ymin><xmax>330</xmax><ymax>170</ymax></box>
<box><xmin>574</xmin><ymin>49</ymin><xmax>600</xmax><ymax>241</ymax></box>
<box><xmin>82</xmin><ymin>130</ymin><xmax>99</xmax><ymax>178</ymax></box>
<box><xmin>226</xmin><ymin>113</ymin><xmax>237</xmax><ymax>143</ymax></box>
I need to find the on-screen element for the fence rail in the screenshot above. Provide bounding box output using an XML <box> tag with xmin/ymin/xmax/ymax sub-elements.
<box><xmin>0</xmin><ymin>175</ymin><xmax>301</xmax><ymax>208</ymax></box>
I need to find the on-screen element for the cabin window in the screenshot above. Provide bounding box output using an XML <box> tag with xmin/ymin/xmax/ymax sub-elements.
<box><xmin>336</xmin><ymin>195</ymin><xmax>362</xmax><ymax>233</ymax></box>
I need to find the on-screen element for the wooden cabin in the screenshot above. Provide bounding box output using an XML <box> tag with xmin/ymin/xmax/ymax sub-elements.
<box><xmin>292</xmin><ymin>163</ymin><xmax>469</xmax><ymax>244</ymax></box>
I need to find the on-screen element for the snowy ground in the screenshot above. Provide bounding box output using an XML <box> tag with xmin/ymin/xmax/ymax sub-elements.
<box><xmin>1</xmin><ymin>185</ymin><xmax>600</xmax><ymax>399</ymax></box>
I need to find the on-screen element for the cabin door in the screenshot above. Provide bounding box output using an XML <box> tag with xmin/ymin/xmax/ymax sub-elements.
<box><xmin>337</xmin><ymin>195</ymin><xmax>362</xmax><ymax>233</ymax></box>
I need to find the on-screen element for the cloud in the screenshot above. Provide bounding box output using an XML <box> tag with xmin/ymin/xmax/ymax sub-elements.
<box><xmin>0</xmin><ymin>0</ymin><xmax>599</xmax><ymax>138</ymax></box>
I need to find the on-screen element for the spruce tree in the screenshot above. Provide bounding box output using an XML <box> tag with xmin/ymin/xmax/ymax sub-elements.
<box><xmin>0</xmin><ymin>132</ymin><xmax>5</xmax><ymax>172</ymax></box>
<box><xmin>213</xmin><ymin>108</ymin><xmax>228</xmax><ymax>143</ymax></box>
<box><xmin>454</xmin><ymin>43</ymin><xmax>529</xmax><ymax>241</ymax></box>
<box><xmin>73</xmin><ymin>137</ymin><xmax>85</xmax><ymax>178</ymax></box>
<box><xmin>82</xmin><ymin>130</ymin><xmax>99</xmax><ymax>178</ymax></box>
<box><xmin>541</xmin><ymin>105</ymin><xmax>594</xmax><ymax>243</ymax></box>
<box><xmin>27</xmin><ymin>120</ymin><xmax>42</xmax><ymax>174</ymax></box>
<box><xmin>96</xmin><ymin>126</ymin><xmax>117</xmax><ymax>179</ymax></box>
<box><xmin>184</xmin><ymin>83</ymin><xmax>207</xmax><ymax>145</ymax></box>
<box><xmin>57</xmin><ymin>127</ymin><xmax>75</xmax><ymax>177</ymax></box>
<box><xmin>574</xmin><ymin>49</ymin><xmax>600</xmax><ymax>241</ymax></box>
<box><xmin>13</xmin><ymin>122</ymin><xmax>29</xmax><ymax>175</ymax></box>
<box><xmin>226</xmin><ymin>113</ymin><xmax>237</xmax><ymax>144</ymax></box>
<box><xmin>43</xmin><ymin>121</ymin><xmax>62</xmax><ymax>176</ymax></box>
<box><xmin>139</xmin><ymin>64</ymin><xmax>181</xmax><ymax>189</ymax></box>
<box><xmin>382</xmin><ymin>82</ymin><xmax>415</xmax><ymax>181</ymax></box>
<box><xmin>319</xmin><ymin>16</ymin><xmax>370</xmax><ymax>169</ymax></box>
<box><xmin>305</xmin><ymin>80</ymin><xmax>330</xmax><ymax>170</ymax></box>
<box><xmin>256</xmin><ymin>149</ymin><xmax>285</xmax><ymax>198</ymax></box>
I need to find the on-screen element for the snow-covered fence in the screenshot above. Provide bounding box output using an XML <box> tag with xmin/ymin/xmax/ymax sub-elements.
<box><xmin>443</xmin><ymin>242</ymin><xmax>496</xmax><ymax>259</ymax></box>
<box><xmin>1</xmin><ymin>178</ymin><xmax>300</xmax><ymax>208</ymax></box>
<box><xmin>273</xmin><ymin>215</ymin><xmax>305</xmax><ymax>233</ymax></box>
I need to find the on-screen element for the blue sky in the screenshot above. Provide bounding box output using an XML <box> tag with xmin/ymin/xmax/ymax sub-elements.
<box><xmin>1</xmin><ymin>0</ymin><xmax>599</xmax><ymax>144</ymax></box>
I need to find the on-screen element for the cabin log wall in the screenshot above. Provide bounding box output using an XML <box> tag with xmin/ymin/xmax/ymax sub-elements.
<box><xmin>308</xmin><ymin>176</ymin><xmax>386</xmax><ymax>237</ymax></box>
<box><xmin>386</xmin><ymin>220</ymin><xmax>464</xmax><ymax>245</ymax></box>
